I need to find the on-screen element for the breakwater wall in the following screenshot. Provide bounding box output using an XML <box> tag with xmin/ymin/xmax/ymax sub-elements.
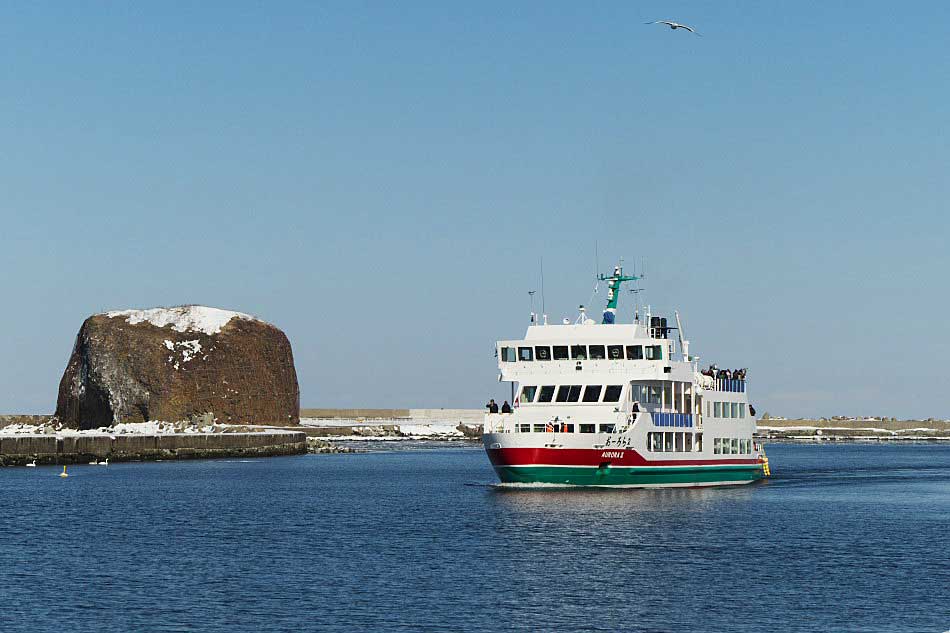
<box><xmin>300</xmin><ymin>408</ymin><xmax>483</xmax><ymax>423</ymax></box>
<box><xmin>0</xmin><ymin>431</ymin><xmax>307</xmax><ymax>466</ymax></box>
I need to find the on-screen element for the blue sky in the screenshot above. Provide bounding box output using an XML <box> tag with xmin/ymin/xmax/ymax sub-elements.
<box><xmin>1</xmin><ymin>2</ymin><xmax>948</xmax><ymax>418</ymax></box>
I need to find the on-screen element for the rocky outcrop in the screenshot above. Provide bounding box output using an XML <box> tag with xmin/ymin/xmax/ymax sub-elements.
<box><xmin>55</xmin><ymin>306</ymin><xmax>299</xmax><ymax>430</ymax></box>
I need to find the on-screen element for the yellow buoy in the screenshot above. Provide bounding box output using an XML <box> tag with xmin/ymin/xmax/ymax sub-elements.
<box><xmin>59</xmin><ymin>465</ymin><xmax>69</xmax><ymax>478</ymax></box>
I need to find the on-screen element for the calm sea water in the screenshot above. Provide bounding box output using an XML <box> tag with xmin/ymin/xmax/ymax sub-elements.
<box><xmin>1</xmin><ymin>443</ymin><xmax>948</xmax><ymax>632</ymax></box>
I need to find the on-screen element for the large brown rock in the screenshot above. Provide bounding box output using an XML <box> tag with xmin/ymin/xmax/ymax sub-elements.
<box><xmin>55</xmin><ymin>306</ymin><xmax>299</xmax><ymax>429</ymax></box>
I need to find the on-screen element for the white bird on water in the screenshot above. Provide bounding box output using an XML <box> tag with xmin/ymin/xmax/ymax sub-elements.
<box><xmin>645</xmin><ymin>20</ymin><xmax>701</xmax><ymax>35</ymax></box>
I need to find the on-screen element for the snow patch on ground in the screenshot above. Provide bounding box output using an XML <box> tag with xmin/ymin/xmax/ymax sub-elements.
<box><xmin>105</xmin><ymin>305</ymin><xmax>257</xmax><ymax>335</ymax></box>
<box><xmin>299</xmin><ymin>418</ymin><xmax>473</xmax><ymax>439</ymax></box>
<box><xmin>1</xmin><ymin>421</ymin><xmax>219</xmax><ymax>436</ymax></box>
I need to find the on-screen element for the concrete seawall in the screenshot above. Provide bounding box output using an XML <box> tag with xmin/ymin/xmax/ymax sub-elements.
<box><xmin>0</xmin><ymin>431</ymin><xmax>307</xmax><ymax>466</ymax></box>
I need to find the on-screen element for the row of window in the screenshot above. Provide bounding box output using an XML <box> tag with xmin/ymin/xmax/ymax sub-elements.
<box><xmin>708</xmin><ymin>401</ymin><xmax>747</xmax><ymax>419</ymax></box>
<box><xmin>519</xmin><ymin>384</ymin><xmax>624</xmax><ymax>404</ymax></box>
<box><xmin>714</xmin><ymin>438</ymin><xmax>753</xmax><ymax>455</ymax></box>
<box><xmin>502</xmin><ymin>344</ymin><xmax>663</xmax><ymax>363</ymax></box>
<box><xmin>647</xmin><ymin>431</ymin><xmax>703</xmax><ymax>453</ymax></box>
<box><xmin>516</xmin><ymin>423</ymin><xmax>616</xmax><ymax>434</ymax></box>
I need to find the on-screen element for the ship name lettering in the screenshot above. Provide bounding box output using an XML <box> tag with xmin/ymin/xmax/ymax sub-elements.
<box><xmin>601</xmin><ymin>451</ymin><xmax>624</xmax><ymax>459</ymax></box>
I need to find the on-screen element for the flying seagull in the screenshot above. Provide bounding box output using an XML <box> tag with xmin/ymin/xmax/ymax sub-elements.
<box><xmin>645</xmin><ymin>20</ymin><xmax>701</xmax><ymax>35</ymax></box>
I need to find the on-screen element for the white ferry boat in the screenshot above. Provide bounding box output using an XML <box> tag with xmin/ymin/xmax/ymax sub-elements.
<box><xmin>482</xmin><ymin>264</ymin><xmax>770</xmax><ymax>487</ymax></box>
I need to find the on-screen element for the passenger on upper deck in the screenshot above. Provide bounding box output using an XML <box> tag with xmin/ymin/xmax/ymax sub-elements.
<box><xmin>501</xmin><ymin>401</ymin><xmax>512</xmax><ymax>414</ymax></box>
<box><xmin>486</xmin><ymin>399</ymin><xmax>499</xmax><ymax>414</ymax></box>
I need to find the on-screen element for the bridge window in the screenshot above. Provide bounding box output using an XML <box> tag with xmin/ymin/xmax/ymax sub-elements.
<box><xmin>553</xmin><ymin>345</ymin><xmax>569</xmax><ymax>360</ymax></box>
<box><xmin>556</xmin><ymin>385</ymin><xmax>582</xmax><ymax>402</ymax></box>
<box><xmin>582</xmin><ymin>385</ymin><xmax>603</xmax><ymax>402</ymax></box>
<box><xmin>579</xmin><ymin>424</ymin><xmax>595</xmax><ymax>433</ymax></box>
<box><xmin>519</xmin><ymin>386</ymin><xmax>537</xmax><ymax>404</ymax></box>
<box><xmin>570</xmin><ymin>345</ymin><xmax>587</xmax><ymax>360</ymax></box>
<box><xmin>535</xmin><ymin>346</ymin><xmax>551</xmax><ymax>361</ymax></box>
<box><xmin>731</xmin><ymin>403</ymin><xmax>739</xmax><ymax>418</ymax></box>
<box><xmin>608</xmin><ymin>345</ymin><xmax>624</xmax><ymax>360</ymax></box>
<box><xmin>739</xmin><ymin>404</ymin><xmax>746</xmax><ymax>419</ymax></box>
<box><xmin>626</xmin><ymin>345</ymin><xmax>643</xmax><ymax>360</ymax></box>
<box><xmin>517</xmin><ymin>424</ymin><xmax>530</xmax><ymax>433</ymax></box>
<box><xmin>714</xmin><ymin>402</ymin><xmax>722</xmax><ymax>417</ymax></box>
<box><xmin>645</xmin><ymin>345</ymin><xmax>662</xmax><ymax>360</ymax></box>
<box><xmin>603</xmin><ymin>385</ymin><xmax>623</xmax><ymax>402</ymax></box>
<box><xmin>538</xmin><ymin>385</ymin><xmax>555</xmax><ymax>403</ymax></box>
<box><xmin>589</xmin><ymin>345</ymin><xmax>606</xmax><ymax>360</ymax></box>
<box><xmin>599</xmin><ymin>424</ymin><xmax>615</xmax><ymax>434</ymax></box>
<box><xmin>501</xmin><ymin>347</ymin><xmax>516</xmax><ymax>362</ymax></box>
<box><xmin>518</xmin><ymin>347</ymin><xmax>533</xmax><ymax>361</ymax></box>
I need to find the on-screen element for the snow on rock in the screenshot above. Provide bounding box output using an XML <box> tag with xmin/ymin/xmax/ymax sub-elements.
<box><xmin>106</xmin><ymin>305</ymin><xmax>258</xmax><ymax>335</ymax></box>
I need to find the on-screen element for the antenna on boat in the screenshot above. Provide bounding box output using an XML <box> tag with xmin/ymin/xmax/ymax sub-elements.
<box><xmin>528</xmin><ymin>291</ymin><xmax>537</xmax><ymax>324</ymax></box>
<box><xmin>628</xmin><ymin>285</ymin><xmax>645</xmax><ymax>323</ymax></box>
<box><xmin>539</xmin><ymin>257</ymin><xmax>547</xmax><ymax>325</ymax></box>
<box><xmin>597</xmin><ymin>260</ymin><xmax>641</xmax><ymax>324</ymax></box>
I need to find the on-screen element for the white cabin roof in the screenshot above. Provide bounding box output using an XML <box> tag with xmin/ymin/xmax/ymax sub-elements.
<box><xmin>522</xmin><ymin>323</ymin><xmax>644</xmax><ymax>342</ymax></box>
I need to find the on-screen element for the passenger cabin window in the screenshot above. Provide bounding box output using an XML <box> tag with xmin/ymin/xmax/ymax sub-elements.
<box><xmin>518</xmin><ymin>347</ymin><xmax>533</xmax><ymax>361</ymax></box>
<box><xmin>645</xmin><ymin>345</ymin><xmax>662</xmax><ymax>360</ymax></box>
<box><xmin>532</xmin><ymin>424</ymin><xmax>546</xmax><ymax>433</ymax></box>
<box><xmin>553</xmin><ymin>345</ymin><xmax>569</xmax><ymax>360</ymax></box>
<box><xmin>714</xmin><ymin>402</ymin><xmax>722</xmax><ymax>417</ymax></box>
<box><xmin>626</xmin><ymin>345</ymin><xmax>643</xmax><ymax>360</ymax></box>
<box><xmin>603</xmin><ymin>385</ymin><xmax>623</xmax><ymax>402</ymax></box>
<box><xmin>631</xmin><ymin>384</ymin><xmax>661</xmax><ymax>405</ymax></box>
<box><xmin>501</xmin><ymin>347</ymin><xmax>516</xmax><ymax>362</ymax></box>
<box><xmin>579</xmin><ymin>424</ymin><xmax>595</xmax><ymax>433</ymax></box>
<box><xmin>582</xmin><ymin>385</ymin><xmax>603</xmax><ymax>402</ymax></box>
<box><xmin>519</xmin><ymin>386</ymin><xmax>537</xmax><ymax>404</ymax></box>
<box><xmin>607</xmin><ymin>345</ymin><xmax>624</xmax><ymax>360</ymax></box>
<box><xmin>570</xmin><ymin>345</ymin><xmax>587</xmax><ymax>360</ymax></box>
<box><xmin>538</xmin><ymin>386</ymin><xmax>555</xmax><ymax>403</ymax></box>
<box><xmin>731</xmin><ymin>403</ymin><xmax>739</xmax><ymax>418</ymax></box>
<box><xmin>535</xmin><ymin>346</ymin><xmax>551</xmax><ymax>361</ymax></box>
<box><xmin>589</xmin><ymin>345</ymin><xmax>606</xmax><ymax>360</ymax></box>
<box><xmin>517</xmin><ymin>424</ymin><xmax>530</xmax><ymax>433</ymax></box>
<box><xmin>599</xmin><ymin>424</ymin><xmax>615</xmax><ymax>434</ymax></box>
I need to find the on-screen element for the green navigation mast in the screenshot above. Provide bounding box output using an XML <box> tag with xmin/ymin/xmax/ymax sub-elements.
<box><xmin>598</xmin><ymin>263</ymin><xmax>641</xmax><ymax>324</ymax></box>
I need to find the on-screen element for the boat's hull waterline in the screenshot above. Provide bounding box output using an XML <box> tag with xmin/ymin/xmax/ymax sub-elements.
<box><xmin>486</xmin><ymin>445</ymin><xmax>764</xmax><ymax>487</ymax></box>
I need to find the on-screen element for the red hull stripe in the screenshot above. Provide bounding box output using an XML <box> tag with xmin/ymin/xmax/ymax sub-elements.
<box><xmin>487</xmin><ymin>447</ymin><xmax>759</xmax><ymax>468</ymax></box>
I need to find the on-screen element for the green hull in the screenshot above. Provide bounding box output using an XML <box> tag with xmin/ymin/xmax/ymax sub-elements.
<box><xmin>495</xmin><ymin>464</ymin><xmax>764</xmax><ymax>487</ymax></box>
